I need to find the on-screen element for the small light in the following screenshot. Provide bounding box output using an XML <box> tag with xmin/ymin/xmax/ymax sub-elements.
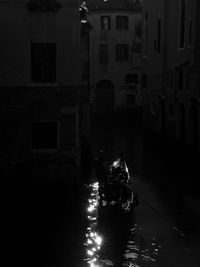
<box><xmin>87</xmin><ymin>238</ymin><xmax>93</xmax><ymax>244</ymax></box>
<box><xmin>113</xmin><ymin>161</ymin><xmax>118</xmax><ymax>167</ymax></box>
<box><xmin>95</xmin><ymin>236</ymin><xmax>102</xmax><ymax>245</ymax></box>
<box><xmin>88</xmin><ymin>205</ymin><xmax>95</xmax><ymax>212</ymax></box>
<box><xmin>90</xmin><ymin>232</ymin><xmax>95</xmax><ymax>238</ymax></box>
<box><xmin>87</xmin><ymin>249</ymin><xmax>94</xmax><ymax>256</ymax></box>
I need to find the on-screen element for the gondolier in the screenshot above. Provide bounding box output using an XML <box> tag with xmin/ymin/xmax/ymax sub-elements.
<box><xmin>94</xmin><ymin>150</ymin><xmax>108</xmax><ymax>205</ymax></box>
<box><xmin>103</xmin><ymin>152</ymin><xmax>139</xmax><ymax>211</ymax></box>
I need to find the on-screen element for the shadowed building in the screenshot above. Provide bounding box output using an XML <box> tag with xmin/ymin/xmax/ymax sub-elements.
<box><xmin>86</xmin><ymin>0</ymin><xmax>142</xmax><ymax>114</ymax></box>
<box><xmin>0</xmin><ymin>0</ymin><xmax>90</xmax><ymax>184</ymax></box>
<box><xmin>141</xmin><ymin>0</ymin><xmax>200</xmax><ymax>150</ymax></box>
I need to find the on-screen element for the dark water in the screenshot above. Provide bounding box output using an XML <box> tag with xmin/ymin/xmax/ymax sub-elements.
<box><xmin>91</xmin><ymin>115</ymin><xmax>200</xmax><ymax>229</ymax></box>
<box><xmin>83</xmin><ymin>182</ymin><xmax>135</xmax><ymax>267</ymax></box>
<box><xmin>0</xmin><ymin>181</ymin><xmax>86</xmax><ymax>267</ymax></box>
<box><xmin>89</xmin><ymin>115</ymin><xmax>200</xmax><ymax>266</ymax></box>
<box><xmin>1</xmin><ymin>115</ymin><xmax>200</xmax><ymax>267</ymax></box>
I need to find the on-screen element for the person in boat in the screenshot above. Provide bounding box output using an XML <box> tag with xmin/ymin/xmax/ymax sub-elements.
<box><xmin>94</xmin><ymin>150</ymin><xmax>109</xmax><ymax>205</ymax></box>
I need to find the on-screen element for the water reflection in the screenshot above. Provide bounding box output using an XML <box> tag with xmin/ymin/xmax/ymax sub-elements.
<box><xmin>122</xmin><ymin>226</ymin><xmax>162</xmax><ymax>266</ymax></box>
<box><xmin>84</xmin><ymin>182</ymin><xmax>104</xmax><ymax>266</ymax></box>
<box><xmin>83</xmin><ymin>183</ymin><xmax>163</xmax><ymax>267</ymax></box>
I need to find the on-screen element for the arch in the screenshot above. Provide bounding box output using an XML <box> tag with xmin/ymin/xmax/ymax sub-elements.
<box><xmin>95</xmin><ymin>79</ymin><xmax>115</xmax><ymax>113</ymax></box>
<box><xmin>189</xmin><ymin>105</ymin><xmax>198</xmax><ymax>148</ymax></box>
<box><xmin>177</xmin><ymin>103</ymin><xmax>186</xmax><ymax>144</ymax></box>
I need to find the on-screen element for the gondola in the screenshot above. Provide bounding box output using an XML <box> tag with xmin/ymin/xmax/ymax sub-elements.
<box><xmin>101</xmin><ymin>153</ymin><xmax>138</xmax><ymax>212</ymax></box>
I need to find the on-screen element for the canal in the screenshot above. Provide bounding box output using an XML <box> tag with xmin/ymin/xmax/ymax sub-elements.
<box><xmin>1</xmin><ymin>114</ymin><xmax>200</xmax><ymax>267</ymax></box>
<box><xmin>89</xmin><ymin>114</ymin><xmax>200</xmax><ymax>267</ymax></box>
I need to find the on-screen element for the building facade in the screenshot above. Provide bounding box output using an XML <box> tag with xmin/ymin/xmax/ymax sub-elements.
<box><xmin>0</xmin><ymin>0</ymin><xmax>90</xmax><ymax>182</ymax></box>
<box><xmin>87</xmin><ymin>0</ymin><xmax>142</xmax><ymax>113</ymax></box>
<box><xmin>141</xmin><ymin>0</ymin><xmax>200</xmax><ymax>149</ymax></box>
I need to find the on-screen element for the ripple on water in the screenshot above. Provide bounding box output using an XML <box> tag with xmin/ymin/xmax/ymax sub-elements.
<box><xmin>100</xmin><ymin>259</ymin><xmax>114</xmax><ymax>266</ymax></box>
<box><xmin>122</xmin><ymin>226</ymin><xmax>163</xmax><ymax>267</ymax></box>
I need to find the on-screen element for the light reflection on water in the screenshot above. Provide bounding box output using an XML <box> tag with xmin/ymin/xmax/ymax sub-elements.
<box><xmin>84</xmin><ymin>182</ymin><xmax>105</xmax><ymax>267</ymax></box>
<box><xmin>84</xmin><ymin>182</ymin><xmax>162</xmax><ymax>267</ymax></box>
<box><xmin>122</xmin><ymin>227</ymin><xmax>161</xmax><ymax>267</ymax></box>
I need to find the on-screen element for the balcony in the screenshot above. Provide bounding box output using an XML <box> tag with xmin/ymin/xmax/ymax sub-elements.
<box><xmin>27</xmin><ymin>0</ymin><xmax>62</xmax><ymax>12</ymax></box>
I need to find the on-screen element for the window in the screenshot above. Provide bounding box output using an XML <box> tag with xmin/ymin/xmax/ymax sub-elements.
<box><xmin>166</xmin><ymin>71</ymin><xmax>169</xmax><ymax>87</ymax></box>
<box><xmin>157</xmin><ymin>15</ymin><xmax>161</xmax><ymax>53</ymax></box>
<box><xmin>125</xmin><ymin>73</ymin><xmax>138</xmax><ymax>84</ymax></box>
<box><xmin>99</xmin><ymin>44</ymin><xmax>108</xmax><ymax>63</ymax></box>
<box><xmin>188</xmin><ymin>19</ymin><xmax>192</xmax><ymax>47</ymax></box>
<box><xmin>179</xmin><ymin>0</ymin><xmax>186</xmax><ymax>49</ymax></box>
<box><xmin>116</xmin><ymin>16</ymin><xmax>128</xmax><ymax>30</ymax></box>
<box><xmin>135</xmin><ymin>22</ymin><xmax>142</xmax><ymax>38</ymax></box>
<box><xmin>101</xmin><ymin>16</ymin><xmax>111</xmax><ymax>30</ymax></box>
<box><xmin>31</xmin><ymin>43</ymin><xmax>56</xmax><ymax>83</ymax></box>
<box><xmin>166</xmin><ymin>71</ymin><xmax>174</xmax><ymax>89</ymax></box>
<box><xmin>141</xmin><ymin>73</ymin><xmax>147</xmax><ymax>90</ymax></box>
<box><xmin>178</xmin><ymin>69</ymin><xmax>183</xmax><ymax>90</ymax></box>
<box><xmin>144</xmin><ymin>11</ymin><xmax>148</xmax><ymax>56</ymax></box>
<box><xmin>170</xmin><ymin>71</ymin><xmax>174</xmax><ymax>89</ymax></box>
<box><xmin>32</xmin><ymin>121</ymin><xmax>58</xmax><ymax>150</ymax></box>
<box><xmin>127</xmin><ymin>95</ymin><xmax>135</xmax><ymax>107</ymax></box>
<box><xmin>116</xmin><ymin>44</ymin><xmax>129</xmax><ymax>61</ymax></box>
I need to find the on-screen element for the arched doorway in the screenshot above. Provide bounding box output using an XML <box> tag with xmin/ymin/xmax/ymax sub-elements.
<box><xmin>189</xmin><ymin>105</ymin><xmax>198</xmax><ymax>148</ymax></box>
<box><xmin>177</xmin><ymin>103</ymin><xmax>186</xmax><ymax>144</ymax></box>
<box><xmin>95</xmin><ymin>80</ymin><xmax>115</xmax><ymax>113</ymax></box>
